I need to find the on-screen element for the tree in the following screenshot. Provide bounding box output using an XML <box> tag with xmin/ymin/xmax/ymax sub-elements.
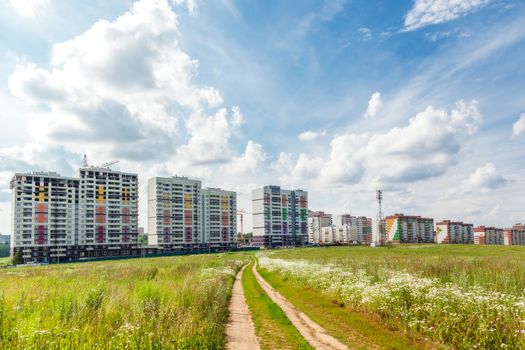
<box><xmin>138</xmin><ymin>234</ymin><xmax>148</xmax><ymax>246</ymax></box>
<box><xmin>12</xmin><ymin>249</ymin><xmax>22</xmax><ymax>265</ymax></box>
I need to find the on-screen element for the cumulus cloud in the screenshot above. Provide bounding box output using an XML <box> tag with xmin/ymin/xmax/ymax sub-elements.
<box><xmin>227</xmin><ymin>141</ymin><xmax>266</xmax><ymax>173</ymax></box>
<box><xmin>298</xmin><ymin>130</ymin><xmax>327</xmax><ymax>141</ymax></box>
<box><xmin>177</xmin><ymin>107</ymin><xmax>244</xmax><ymax>165</ymax></box>
<box><xmin>8</xmin><ymin>0</ymin><xmax>49</xmax><ymax>17</ymax></box>
<box><xmin>404</xmin><ymin>0</ymin><xmax>492</xmax><ymax>32</ymax></box>
<box><xmin>512</xmin><ymin>113</ymin><xmax>525</xmax><ymax>137</ymax></box>
<box><xmin>363</xmin><ymin>91</ymin><xmax>382</xmax><ymax>119</ymax></box>
<box><xmin>461</xmin><ymin>163</ymin><xmax>509</xmax><ymax>193</ymax></box>
<box><xmin>278</xmin><ymin>100</ymin><xmax>482</xmax><ymax>188</ymax></box>
<box><xmin>6</xmin><ymin>0</ymin><xmax>232</xmax><ymax>165</ymax></box>
<box><xmin>172</xmin><ymin>0</ymin><xmax>199</xmax><ymax>15</ymax></box>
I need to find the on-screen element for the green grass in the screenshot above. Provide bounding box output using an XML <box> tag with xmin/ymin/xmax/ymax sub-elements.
<box><xmin>269</xmin><ymin>244</ymin><xmax>525</xmax><ymax>295</ymax></box>
<box><xmin>242</xmin><ymin>259</ymin><xmax>312</xmax><ymax>350</ymax></box>
<box><xmin>258</xmin><ymin>266</ymin><xmax>447</xmax><ymax>350</ymax></box>
<box><xmin>261</xmin><ymin>245</ymin><xmax>525</xmax><ymax>349</ymax></box>
<box><xmin>0</xmin><ymin>257</ymin><xmax>9</xmax><ymax>267</ymax></box>
<box><xmin>0</xmin><ymin>253</ymin><xmax>249</xmax><ymax>349</ymax></box>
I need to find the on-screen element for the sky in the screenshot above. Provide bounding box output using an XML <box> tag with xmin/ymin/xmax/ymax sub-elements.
<box><xmin>0</xmin><ymin>0</ymin><xmax>524</xmax><ymax>234</ymax></box>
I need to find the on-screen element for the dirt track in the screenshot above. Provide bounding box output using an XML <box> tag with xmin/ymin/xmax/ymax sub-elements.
<box><xmin>226</xmin><ymin>264</ymin><xmax>261</xmax><ymax>350</ymax></box>
<box><xmin>252</xmin><ymin>261</ymin><xmax>348</xmax><ymax>350</ymax></box>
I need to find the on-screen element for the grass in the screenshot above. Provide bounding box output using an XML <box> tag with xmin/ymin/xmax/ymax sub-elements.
<box><xmin>0</xmin><ymin>253</ymin><xmax>248</xmax><ymax>349</ymax></box>
<box><xmin>258</xmin><ymin>266</ymin><xmax>447</xmax><ymax>350</ymax></box>
<box><xmin>242</xmin><ymin>259</ymin><xmax>312</xmax><ymax>350</ymax></box>
<box><xmin>260</xmin><ymin>245</ymin><xmax>525</xmax><ymax>350</ymax></box>
<box><xmin>0</xmin><ymin>257</ymin><xmax>9</xmax><ymax>267</ymax></box>
<box><xmin>268</xmin><ymin>244</ymin><xmax>525</xmax><ymax>295</ymax></box>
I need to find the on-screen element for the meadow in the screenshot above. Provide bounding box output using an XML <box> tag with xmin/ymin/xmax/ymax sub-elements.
<box><xmin>258</xmin><ymin>245</ymin><xmax>525</xmax><ymax>350</ymax></box>
<box><xmin>0</xmin><ymin>253</ymin><xmax>247</xmax><ymax>349</ymax></box>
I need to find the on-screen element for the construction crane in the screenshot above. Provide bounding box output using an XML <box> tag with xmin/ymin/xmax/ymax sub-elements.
<box><xmin>98</xmin><ymin>160</ymin><xmax>120</xmax><ymax>168</ymax></box>
<box><xmin>236</xmin><ymin>209</ymin><xmax>251</xmax><ymax>244</ymax></box>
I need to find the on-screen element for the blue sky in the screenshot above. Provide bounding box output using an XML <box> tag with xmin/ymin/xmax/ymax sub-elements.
<box><xmin>0</xmin><ymin>0</ymin><xmax>524</xmax><ymax>233</ymax></box>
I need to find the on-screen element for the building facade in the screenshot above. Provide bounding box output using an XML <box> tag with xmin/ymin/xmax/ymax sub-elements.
<box><xmin>10</xmin><ymin>167</ymin><xmax>139</xmax><ymax>263</ymax></box>
<box><xmin>334</xmin><ymin>214</ymin><xmax>373</xmax><ymax>244</ymax></box>
<box><xmin>148</xmin><ymin>177</ymin><xmax>236</xmax><ymax>251</ymax></box>
<box><xmin>252</xmin><ymin>186</ymin><xmax>308</xmax><ymax>247</ymax></box>
<box><xmin>435</xmin><ymin>220</ymin><xmax>474</xmax><ymax>244</ymax></box>
<box><xmin>201</xmin><ymin>188</ymin><xmax>236</xmax><ymax>250</ymax></box>
<box><xmin>307</xmin><ymin>210</ymin><xmax>332</xmax><ymax>244</ymax></box>
<box><xmin>386</xmin><ymin>214</ymin><xmax>434</xmax><ymax>243</ymax></box>
<box><xmin>504</xmin><ymin>224</ymin><xmax>525</xmax><ymax>246</ymax></box>
<box><xmin>473</xmin><ymin>226</ymin><xmax>504</xmax><ymax>245</ymax></box>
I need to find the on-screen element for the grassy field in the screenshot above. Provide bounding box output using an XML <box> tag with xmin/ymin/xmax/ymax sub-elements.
<box><xmin>259</xmin><ymin>245</ymin><xmax>525</xmax><ymax>350</ymax></box>
<box><xmin>242</xmin><ymin>259</ymin><xmax>312</xmax><ymax>350</ymax></box>
<box><xmin>0</xmin><ymin>253</ymin><xmax>248</xmax><ymax>349</ymax></box>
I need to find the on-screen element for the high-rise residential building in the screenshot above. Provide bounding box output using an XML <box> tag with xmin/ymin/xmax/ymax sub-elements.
<box><xmin>10</xmin><ymin>166</ymin><xmax>139</xmax><ymax>263</ymax></box>
<box><xmin>334</xmin><ymin>214</ymin><xmax>373</xmax><ymax>244</ymax></box>
<box><xmin>504</xmin><ymin>224</ymin><xmax>525</xmax><ymax>246</ymax></box>
<box><xmin>386</xmin><ymin>214</ymin><xmax>434</xmax><ymax>243</ymax></box>
<box><xmin>252</xmin><ymin>186</ymin><xmax>308</xmax><ymax>247</ymax></box>
<box><xmin>473</xmin><ymin>226</ymin><xmax>504</xmax><ymax>245</ymax></box>
<box><xmin>307</xmin><ymin>210</ymin><xmax>332</xmax><ymax>244</ymax></box>
<box><xmin>147</xmin><ymin>176</ymin><xmax>236</xmax><ymax>251</ymax></box>
<box><xmin>435</xmin><ymin>220</ymin><xmax>473</xmax><ymax>244</ymax></box>
<box><xmin>148</xmin><ymin>176</ymin><xmax>202</xmax><ymax>250</ymax></box>
<box><xmin>201</xmin><ymin>188</ymin><xmax>236</xmax><ymax>249</ymax></box>
<box><xmin>78</xmin><ymin>166</ymin><xmax>139</xmax><ymax>254</ymax></box>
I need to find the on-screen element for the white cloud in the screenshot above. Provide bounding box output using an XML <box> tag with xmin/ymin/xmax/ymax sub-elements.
<box><xmin>358</xmin><ymin>27</ymin><xmax>372</xmax><ymax>41</ymax></box>
<box><xmin>404</xmin><ymin>0</ymin><xmax>492</xmax><ymax>32</ymax></box>
<box><xmin>172</xmin><ymin>0</ymin><xmax>199</xmax><ymax>16</ymax></box>
<box><xmin>278</xmin><ymin>100</ymin><xmax>482</xmax><ymax>189</ymax></box>
<box><xmin>227</xmin><ymin>141</ymin><xmax>266</xmax><ymax>173</ymax></box>
<box><xmin>7</xmin><ymin>0</ymin><xmax>227</xmax><ymax>163</ymax></box>
<box><xmin>461</xmin><ymin>163</ymin><xmax>509</xmax><ymax>193</ymax></box>
<box><xmin>363</xmin><ymin>91</ymin><xmax>382</xmax><ymax>119</ymax></box>
<box><xmin>8</xmin><ymin>0</ymin><xmax>49</xmax><ymax>17</ymax></box>
<box><xmin>298</xmin><ymin>130</ymin><xmax>327</xmax><ymax>141</ymax></box>
<box><xmin>177</xmin><ymin>107</ymin><xmax>243</xmax><ymax>165</ymax></box>
<box><xmin>512</xmin><ymin>113</ymin><xmax>525</xmax><ymax>137</ymax></box>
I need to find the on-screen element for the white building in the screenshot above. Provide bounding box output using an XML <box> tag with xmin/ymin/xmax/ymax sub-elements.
<box><xmin>308</xmin><ymin>210</ymin><xmax>332</xmax><ymax>244</ymax></box>
<box><xmin>10</xmin><ymin>166</ymin><xmax>139</xmax><ymax>263</ymax></box>
<box><xmin>334</xmin><ymin>214</ymin><xmax>373</xmax><ymax>244</ymax></box>
<box><xmin>320</xmin><ymin>224</ymin><xmax>358</xmax><ymax>244</ymax></box>
<box><xmin>252</xmin><ymin>186</ymin><xmax>308</xmax><ymax>247</ymax></box>
<box><xmin>201</xmin><ymin>188</ymin><xmax>236</xmax><ymax>249</ymax></box>
<box><xmin>148</xmin><ymin>176</ymin><xmax>236</xmax><ymax>251</ymax></box>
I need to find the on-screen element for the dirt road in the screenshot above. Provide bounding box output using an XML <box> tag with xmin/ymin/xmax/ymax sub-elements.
<box><xmin>252</xmin><ymin>261</ymin><xmax>348</xmax><ymax>350</ymax></box>
<box><xmin>226</xmin><ymin>264</ymin><xmax>261</xmax><ymax>350</ymax></box>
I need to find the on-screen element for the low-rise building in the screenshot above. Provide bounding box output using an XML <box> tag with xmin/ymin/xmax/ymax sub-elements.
<box><xmin>386</xmin><ymin>214</ymin><xmax>434</xmax><ymax>243</ymax></box>
<box><xmin>435</xmin><ymin>220</ymin><xmax>473</xmax><ymax>244</ymax></box>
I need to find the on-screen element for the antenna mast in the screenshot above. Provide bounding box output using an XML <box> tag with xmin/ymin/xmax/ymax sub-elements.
<box><xmin>376</xmin><ymin>190</ymin><xmax>385</xmax><ymax>245</ymax></box>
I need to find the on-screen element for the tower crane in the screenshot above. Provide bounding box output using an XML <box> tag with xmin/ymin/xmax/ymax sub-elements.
<box><xmin>236</xmin><ymin>209</ymin><xmax>251</xmax><ymax>244</ymax></box>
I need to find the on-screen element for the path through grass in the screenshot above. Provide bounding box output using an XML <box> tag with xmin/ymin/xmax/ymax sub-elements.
<box><xmin>242</xmin><ymin>259</ymin><xmax>312</xmax><ymax>350</ymax></box>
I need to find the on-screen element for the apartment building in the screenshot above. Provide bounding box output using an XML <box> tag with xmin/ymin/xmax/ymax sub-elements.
<box><xmin>334</xmin><ymin>214</ymin><xmax>373</xmax><ymax>244</ymax></box>
<box><xmin>320</xmin><ymin>224</ymin><xmax>358</xmax><ymax>244</ymax></box>
<box><xmin>147</xmin><ymin>177</ymin><xmax>236</xmax><ymax>251</ymax></box>
<box><xmin>435</xmin><ymin>220</ymin><xmax>474</xmax><ymax>244</ymax></box>
<box><xmin>78</xmin><ymin>166</ymin><xmax>139</xmax><ymax>255</ymax></box>
<box><xmin>148</xmin><ymin>176</ymin><xmax>202</xmax><ymax>250</ymax></box>
<box><xmin>386</xmin><ymin>214</ymin><xmax>434</xmax><ymax>243</ymax></box>
<box><xmin>10</xmin><ymin>166</ymin><xmax>139</xmax><ymax>263</ymax></box>
<box><xmin>201</xmin><ymin>188</ymin><xmax>236</xmax><ymax>249</ymax></box>
<box><xmin>504</xmin><ymin>224</ymin><xmax>525</xmax><ymax>246</ymax></box>
<box><xmin>473</xmin><ymin>226</ymin><xmax>504</xmax><ymax>245</ymax></box>
<box><xmin>252</xmin><ymin>186</ymin><xmax>308</xmax><ymax>247</ymax></box>
<box><xmin>307</xmin><ymin>210</ymin><xmax>332</xmax><ymax>244</ymax></box>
